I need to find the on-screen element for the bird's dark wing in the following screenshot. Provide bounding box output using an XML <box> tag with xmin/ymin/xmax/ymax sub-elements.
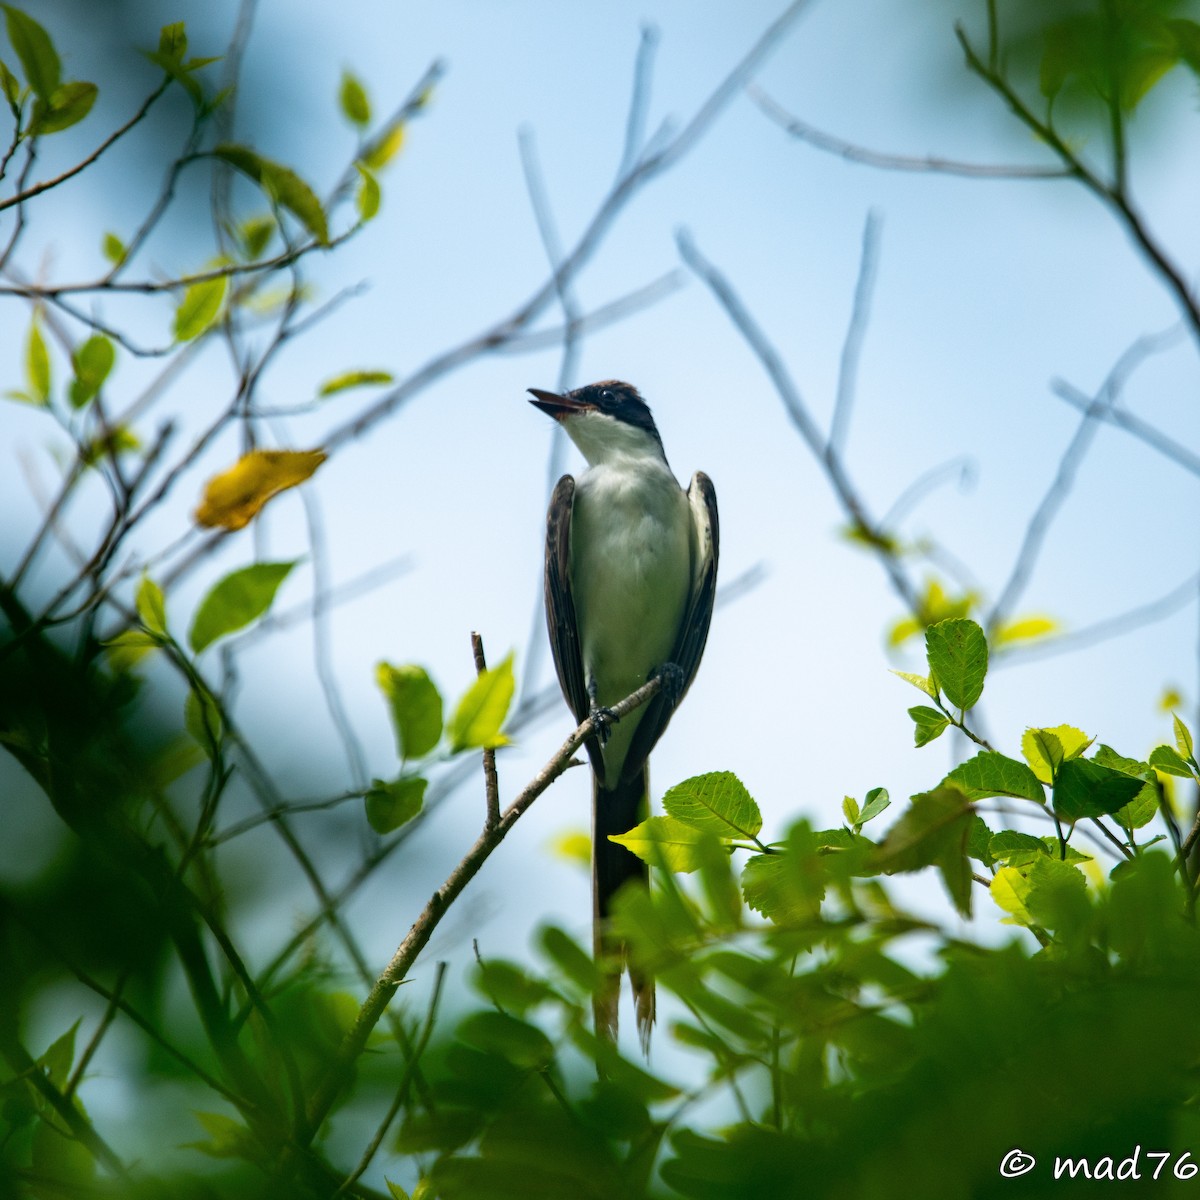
<box><xmin>619</xmin><ymin>471</ymin><xmax>719</xmax><ymax>784</ymax></box>
<box><xmin>544</xmin><ymin>475</ymin><xmax>604</xmax><ymax>777</ymax></box>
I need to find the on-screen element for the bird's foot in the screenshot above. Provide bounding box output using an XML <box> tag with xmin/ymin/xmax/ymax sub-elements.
<box><xmin>653</xmin><ymin>662</ymin><xmax>686</xmax><ymax>707</ymax></box>
<box><xmin>589</xmin><ymin>702</ymin><xmax>618</xmax><ymax>745</ymax></box>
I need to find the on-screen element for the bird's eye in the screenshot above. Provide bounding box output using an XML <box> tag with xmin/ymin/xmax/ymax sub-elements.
<box><xmin>600</xmin><ymin>389</ymin><xmax>614</xmax><ymax>402</ymax></box>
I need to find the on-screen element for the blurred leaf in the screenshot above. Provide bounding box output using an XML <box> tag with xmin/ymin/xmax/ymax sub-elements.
<box><xmin>319</xmin><ymin>368</ymin><xmax>394</xmax><ymax>396</ymax></box>
<box><xmin>1160</xmin><ymin>685</ymin><xmax>1185</xmax><ymax>712</ymax></box>
<box><xmin>104</xmin><ymin>628</ymin><xmax>159</xmax><ymax>672</ymax></box>
<box><xmin>376</xmin><ymin>662</ymin><xmax>443</xmax><ymax>759</ymax></box>
<box><xmin>945</xmin><ymin>751</ymin><xmax>1044</xmax><ymax>803</ymax></box>
<box><xmin>0</xmin><ymin>58</ymin><xmax>18</xmax><ymax>104</ymax></box>
<box><xmin>662</xmin><ymin>771</ymin><xmax>761</xmax><ymax>839</ymax></box>
<box><xmin>214</xmin><ymin>143</ymin><xmax>330</xmax><ymax>245</ymax></box>
<box><xmin>872</xmin><ymin>785</ymin><xmax>974</xmax><ymax>916</ymax></box>
<box><xmin>38</xmin><ymin>1019</ymin><xmax>80</xmax><ymax>1090</ymax></box>
<box><xmin>135</xmin><ymin>574</ymin><xmax>167</xmax><ymax>635</ymax></box>
<box><xmin>386</xmin><ymin>1182</ymin><xmax>411</xmax><ymax>1200</ymax></box>
<box><xmin>365</xmin><ymin>121</ymin><xmax>405</xmax><ymax>170</ymax></box>
<box><xmin>890</xmin><ymin>669</ymin><xmax>937</xmax><ymax>698</ymax></box>
<box><xmin>925</xmin><ymin>618</ymin><xmax>987</xmax><ymax>710</ymax></box>
<box><xmin>448</xmin><ymin>652</ymin><xmax>514</xmax><ymax>751</ymax></box>
<box><xmin>550</xmin><ymin>829</ymin><xmax>590</xmax><ymax>867</ymax></box>
<box><xmin>609</xmin><ymin>815</ymin><xmax>713</xmax><ymax>872</ymax></box>
<box><xmin>188</xmin><ymin>560</ymin><xmax>298</xmax><ymax>653</ymax></box>
<box><xmin>908</xmin><ymin>704</ymin><xmax>949</xmax><ymax>747</ymax></box>
<box><xmin>101</xmin><ymin>231</ymin><xmax>126</xmax><ymax>265</ymax></box>
<box><xmin>1024</xmin><ymin>855</ymin><xmax>1090</xmax><ymax>932</ymax></box>
<box><xmin>173</xmin><ymin>273</ymin><xmax>228</xmax><ymax>341</ymax></box>
<box><xmin>539</xmin><ymin>925</ymin><xmax>604</xmax><ymax>993</ymax></box>
<box><xmin>68</xmin><ymin>333</ymin><xmax>115</xmax><ymax>408</ymax></box>
<box><xmin>365</xmin><ymin>775</ymin><xmax>426</xmax><ymax>834</ymax></box>
<box><xmin>26</xmin><ymin>313</ymin><xmax>50</xmax><ymax>404</ymax></box>
<box><xmin>472</xmin><ymin>958</ymin><xmax>559</xmax><ymax>1016</ymax></box>
<box><xmin>1173</xmin><ymin>713</ymin><xmax>1194</xmax><ymax>760</ymax></box>
<box><xmin>81</xmin><ymin>425</ymin><xmax>139</xmax><ymax>465</ymax></box>
<box><xmin>31</xmin><ymin>80</ymin><xmax>97</xmax><ymax>135</ymax></box>
<box><xmin>742</xmin><ymin>849</ymin><xmax>822</xmax><ymax>924</ymax></box>
<box><xmin>194</xmin><ymin>448</ymin><xmax>326</xmax><ymax>530</ymax></box>
<box><xmin>184</xmin><ymin>686</ymin><xmax>222</xmax><ymax>757</ymax></box>
<box><xmin>2</xmin><ymin>5</ymin><xmax>60</xmax><ymax>101</ymax></box>
<box><xmin>186</xmin><ymin>1111</ymin><xmax>254</xmax><ymax>1159</ymax></box>
<box><xmin>158</xmin><ymin>21</ymin><xmax>187</xmax><ymax>60</ymax></box>
<box><xmin>355</xmin><ymin>162</ymin><xmax>381</xmax><ymax>221</ymax></box>
<box><xmin>966</xmin><ymin>815</ymin><xmax>995</xmax><ymax>867</ymax></box>
<box><xmin>340</xmin><ymin>70</ymin><xmax>370</xmax><ymax>125</ymax></box>
<box><xmin>456</xmin><ymin>1010</ymin><xmax>553</xmax><ymax>1071</ymax></box>
<box><xmin>237</xmin><ymin>213</ymin><xmax>275</xmax><ymax>260</ymax></box>
<box><xmin>1054</xmin><ymin>756</ymin><xmax>1147</xmax><ymax>821</ymax></box>
<box><xmin>992</xmin><ymin>614</ymin><xmax>1058</xmax><ymax>647</ymax></box>
<box><xmin>1149</xmin><ymin>744</ymin><xmax>1193</xmax><ymax>778</ymax></box>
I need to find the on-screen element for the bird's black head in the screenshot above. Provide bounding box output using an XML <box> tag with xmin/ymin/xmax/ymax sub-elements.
<box><xmin>528</xmin><ymin>380</ymin><xmax>663</xmax><ymax>455</ymax></box>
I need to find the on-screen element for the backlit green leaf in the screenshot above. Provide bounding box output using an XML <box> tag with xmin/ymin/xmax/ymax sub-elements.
<box><xmin>0</xmin><ymin>58</ymin><xmax>18</xmax><ymax>104</ymax></box>
<box><xmin>908</xmin><ymin>704</ymin><xmax>949</xmax><ymax>747</ymax></box>
<box><xmin>945</xmin><ymin>751</ymin><xmax>1044</xmax><ymax>803</ymax></box>
<box><xmin>184</xmin><ymin>687</ymin><xmax>222</xmax><ymax>757</ymax></box>
<box><xmin>990</xmin><ymin>865</ymin><xmax>1034</xmax><ymax>925</ymax></box>
<box><xmin>1174</xmin><ymin>714</ymin><xmax>1195</xmax><ymax>761</ymax></box>
<box><xmin>214</xmin><ymin>143</ymin><xmax>329</xmax><ymax>245</ymax></box>
<box><xmin>135</xmin><ymin>574</ymin><xmax>167</xmax><ymax>635</ymax></box>
<box><xmin>662</xmin><ymin>771</ymin><xmax>761</xmax><ymax>840</ymax></box>
<box><xmin>340</xmin><ymin>70</ymin><xmax>370</xmax><ymax>126</ymax></box>
<box><xmin>68</xmin><ymin>334</ymin><xmax>114</xmax><ymax>408</ymax></box>
<box><xmin>449</xmin><ymin>652</ymin><xmax>514</xmax><ymax>751</ymax></box>
<box><xmin>365</xmin><ymin>775</ymin><xmax>427</xmax><ymax>834</ymax></box>
<box><xmin>173</xmin><ymin>274</ymin><xmax>228</xmax><ymax>341</ymax></box>
<box><xmin>375</xmin><ymin>663</ymin><xmax>442</xmax><ymax>759</ymax></box>
<box><xmin>1149</xmin><ymin>744</ymin><xmax>1193</xmax><ymax>778</ymax></box>
<box><xmin>26</xmin><ymin>315</ymin><xmax>49</xmax><ymax>404</ymax></box>
<box><xmin>31</xmin><ymin>80</ymin><xmax>97</xmax><ymax>135</ymax></box>
<box><xmin>355</xmin><ymin>162</ymin><xmax>380</xmax><ymax>221</ymax></box>
<box><xmin>158</xmin><ymin>22</ymin><xmax>187</xmax><ymax>61</ymax></box>
<box><xmin>858</xmin><ymin>787</ymin><xmax>891</xmax><ymax>825</ymax></box>
<box><xmin>188</xmin><ymin>560</ymin><xmax>298</xmax><ymax>653</ymax></box>
<box><xmin>609</xmin><ymin>815</ymin><xmax>713</xmax><ymax>872</ymax></box>
<box><xmin>457</xmin><ymin>1010</ymin><xmax>553</xmax><ymax>1071</ymax></box>
<box><xmin>925</xmin><ymin>618</ymin><xmax>988</xmax><ymax>710</ymax></box>
<box><xmin>318</xmin><ymin>369</ymin><xmax>393</xmax><ymax>396</ymax></box>
<box><xmin>102</xmin><ymin>232</ymin><xmax>126</xmax><ymax>265</ymax></box>
<box><xmin>1022</xmin><ymin>728</ymin><xmax>1064</xmax><ymax>785</ymax></box>
<box><xmin>3</xmin><ymin>5</ymin><xmax>60</xmax><ymax>101</ymax></box>
<box><xmin>104</xmin><ymin>628</ymin><xmax>159</xmax><ymax>672</ymax></box>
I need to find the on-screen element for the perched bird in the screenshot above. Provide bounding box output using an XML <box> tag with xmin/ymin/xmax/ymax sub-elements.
<box><xmin>529</xmin><ymin>380</ymin><xmax>718</xmax><ymax>1049</ymax></box>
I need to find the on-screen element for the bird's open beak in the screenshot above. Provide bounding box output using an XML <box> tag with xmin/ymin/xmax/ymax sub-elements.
<box><xmin>528</xmin><ymin>388</ymin><xmax>589</xmax><ymax>421</ymax></box>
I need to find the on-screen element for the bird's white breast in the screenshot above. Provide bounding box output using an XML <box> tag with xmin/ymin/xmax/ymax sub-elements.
<box><xmin>570</xmin><ymin>457</ymin><xmax>692</xmax><ymax>776</ymax></box>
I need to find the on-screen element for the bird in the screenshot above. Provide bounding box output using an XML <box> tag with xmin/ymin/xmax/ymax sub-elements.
<box><xmin>529</xmin><ymin>380</ymin><xmax>718</xmax><ymax>1050</ymax></box>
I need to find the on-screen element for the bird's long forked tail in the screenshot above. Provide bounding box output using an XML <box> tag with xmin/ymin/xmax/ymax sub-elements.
<box><xmin>593</xmin><ymin>766</ymin><xmax>655</xmax><ymax>1054</ymax></box>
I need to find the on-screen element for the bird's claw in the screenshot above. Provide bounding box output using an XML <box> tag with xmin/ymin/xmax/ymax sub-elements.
<box><xmin>654</xmin><ymin>662</ymin><xmax>686</xmax><ymax>707</ymax></box>
<box><xmin>589</xmin><ymin>704</ymin><xmax>618</xmax><ymax>745</ymax></box>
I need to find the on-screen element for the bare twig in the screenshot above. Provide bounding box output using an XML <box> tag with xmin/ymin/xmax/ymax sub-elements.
<box><xmin>299</xmin><ymin>673</ymin><xmax>664</xmax><ymax>1144</ymax></box>
<box><xmin>829</xmin><ymin>209</ymin><xmax>881</xmax><ymax>459</ymax></box>
<box><xmin>749</xmin><ymin>85</ymin><xmax>1069</xmax><ymax>179</ymax></box>
<box><xmin>472</xmin><ymin>632</ymin><xmax>502</xmax><ymax>831</ymax></box>
<box><xmin>617</xmin><ymin>25</ymin><xmax>661</xmax><ymax>181</ymax></box>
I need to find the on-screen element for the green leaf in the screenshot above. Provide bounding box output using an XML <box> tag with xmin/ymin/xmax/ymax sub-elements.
<box><xmin>1116</xmin><ymin>780</ymin><xmax>1160</xmax><ymax>831</ymax></box>
<box><xmin>871</xmin><ymin>785</ymin><xmax>975</xmax><ymax>916</ymax></box>
<box><xmin>944</xmin><ymin>751</ymin><xmax>1045</xmax><ymax>803</ymax></box>
<box><xmin>102</xmin><ymin>232</ymin><xmax>126</xmax><ymax>265</ymax></box>
<box><xmin>158</xmin><ymin>22</ymin><xmax>187</xmax><ymax>61</ymax></box>
<box><xmin>609</xmin><ymin>815</ymin><xmax>714</xmax><ymax>873</ymax></box>
<box><xmin>539</xmin><ymin>925</ymin><xmax>604</xmax><ymax>993</ymax></box>
<box><xmin>0</xmin><ymin>58</ymin><xmax>18</xmax><ymax>105</ymax></box>
<box><xmin>1174</xmin><ymin>714</ymin><xmax>1195</xmax><ymax>761</ymax></box>
<box><xmin>68</xmin><ymin>334</ymin><xmax>114</xmax><ymax>408</ymax></box>
<box><xmin>1093</xmin><ymin>744</ymin><xmax>1150</xmax><ymax>777</ymax></box>
<box><xmin>173</xmin><ymin>274</ymin><xmax>228</xmax><ymax>341</ymax></box>
<box><xmin>988</xmin><ymin>829</ymin><xmax>1049</xmax><ymax>867</ymax></box>
<box><xmin>318</xmin><ymin>369</ymin><xmax>393</xmax><ymax>396</ymax></box>
<box><xmin>31</xmin><ymin>80</ymin><xmax>97</xmax><ymax>135</ymax></box>
<box><xmin>1053</xmin><ymin>756</ymin><xmax>1147</xmax><ymax>821</ymax></box>
<box><xmin>340</xmin><ymin>70</ymin><xmax>370</xmax><ymax>125</ymax></box>
<box><xmin>925</xmin><ymin>618</ymin><xmax>988</xmax><ymax>710</ymax></box>
<box><xmin>3</xmin><ymin>5</ymin><xmax>60</xmax><ymax>101</ymax></box>
<box><xmin>364</xmin><ymin>776</ymin><xmax>427</xmax><ymax>834</ymax></box>
<box><xmin>214</xmin><ymin>143</ymin><xmax>330</xmax><ymax>245</ymax></box>
<box><xmin>386</xmin><ymin>1182</ymin><xmax>411</xmax><ymax>1200</ymax></box>
<box><xmin>448</xmin><ymin>652</ymin><xmax>514</xmax><ymax>751</ymax></box>
<box><xmin>661</xmin><ymin>771</ymin><xmax>761</xmax><ymax>840</ymax></box>
<box><xmin>889</xmin><ymin>669</ymin><xmax>937</xmax><ymax>699</ymax></box>
<box><xmin>908</xmin><ymin>704</ymin><xmax>949</xmax><ymax>747</ymax></box>
<box><xmin>135</xmin><ymin>574</ymin><xmax>167</xmax><ymax>636</ymax></box>
<box><xmin>364</xmin><ymin>121</ymin><xmax>405</xmax><ymax>170</ymax></box>
<box><xmin>39</xmin><ymin>1020</ymin><xmax>80</xmax><ymax>1089</ymax></box>
<box><xmin>990</xmin><ymin>865</ymin><xmax>1034</xmax><ymax>925</ymax></box>
<box><xmin>1024</xmin><ymin>855</ymin><xmax>1089</xmax><ymax>932</ymax></box>
<box><xmin>1149</xmin><ymin>744</ymin><xmax>1193</xmax><ymax>779</ymax></box>
<box><xmin>858</xmin><ymin>786</ymin><xmax>891</xmax><ymax>825</ymax></box>
<box><xmin>188</xmin><ymin>560</ymin><xmax>298</xmax><ymax>653</ymax></box>
<box><xmin>741</xmin><ymin>836</ymin><xmax>824</xmax><ymax>924</ymax></box>
<box><xmin>1170</xmin><ymin>18</ymin><xmax>1200</xmax><ymax>75</ymax></box>
<box><xmin>966</xmin><ymin>815</ymin><xmax>995</xmax><ymax>867</ymax></box>
<box><xmin>237</xmin><ymin>214</ymin><xmax>275</xmax><ymax>260</ymax></box>
<box><xmin>104</xmin><ymin>628</ymin><xmax>159</xmax><ymax>672</ymax></box>
<box><xmin>457</xmin><ymin>1010</ymin><xmax>553</xmax><ymax>1071</ymax></box>
<box><xmin>1022</xmin><ymin>728</ymin><xmax>1064</xmax><ymax>785</ymax></box>
<box><xmin>26</xmin><ymin>315</ymin><xmax>49</xmax><ymax>404</ymax></box>
<box><xmin>184</xmin><ymin>687</ymin><xmax>222</xmax><ymax>757</ymax></box>
<box><xmin>187</xmin><ymin>1111</ymin><xmax>254</xmax><ymax>1159</ymax></box>
<box><xmin>355</xmin><ymin>162</ymin><xmax>380</xmax><ymax>221</ymax></box>
<box><xmin>841</xmin><ymin>795</ymin><xmax>860</xmax><ymax>826</ymax></box>
<box><xmin>376</xmin><ymin>663</ymin><xmax>442</xmax><ymax>760</ymax></box>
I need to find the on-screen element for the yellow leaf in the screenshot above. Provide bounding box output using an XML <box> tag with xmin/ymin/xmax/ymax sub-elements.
<box><xmin>1159</xmin><ymin>687</ymin><xmax>1184</xmax><ymax>713</ymax></box>
<box><xmin>993</xmin><ymin>615</ymin><xmax>1059</xmax><ymax>647</ymax></box>
<box><xmin>194</xmin><ymin>449</ymin><xmax>326</xmax><ymax>531</ymax></box>
<box><xmin>990</xmin><ymin>866</ymin><xmax>1034</xmax><ymax>926</ymax></box>
<box><xmin>550</xmin><ymin>829</ymin><xmax>590</xmax><ymax>868</ymax></box>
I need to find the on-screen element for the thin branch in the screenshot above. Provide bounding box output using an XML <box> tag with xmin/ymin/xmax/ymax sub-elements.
<box><xmin>880</xmin><ymin>456</ymin><xmax>976</xmax><ymax>530</ymax></box>
<box><xmin>617</xmin><ymin>25</ymin><xmax>661</xmax><ymax>181</ymax></box>
<box><xmin>299</xmin><ymin>673</ymin><xmax>664</xmax><ymax>1145</ymax></box>
<box><xmin>472</xmin><ymin>632</ymin><xmax>502</xmax><ymax>830</ymax></box>
<box><xmin>748</xmin><ymin>85</ymin><xmax>1069</xmax><ymax>178</ymax></box>
<box><xmin>0</xmin><ymin>78</ymin><xmax>173</xmax><ymax>213</ymax></box>
<box><xmin>678</xmin><ymin>228</ymin><xmax>919</xmax><ymax>613</ymax></box>
<box><xmin>829</xmin><ymin>209</ymin><xmax>881</xmax><ymax>459</ymax></box>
